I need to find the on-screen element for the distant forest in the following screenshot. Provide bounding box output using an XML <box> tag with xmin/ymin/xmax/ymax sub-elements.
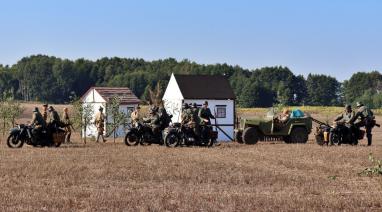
<box><xmin>0</xmin><ymin>55</ymin><xmax>381</xmax><ymax>108</ymax></box>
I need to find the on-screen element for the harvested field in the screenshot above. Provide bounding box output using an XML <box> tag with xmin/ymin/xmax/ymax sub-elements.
<box><xmin>0</xmin><ymin>104</ymin><xmax>382</xmax><ymax>211</ymax></box>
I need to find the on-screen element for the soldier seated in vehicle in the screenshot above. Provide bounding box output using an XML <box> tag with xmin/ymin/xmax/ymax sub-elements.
<box><xmin>333</xmin><ymin>105</ymin><xmax>355</xmax><ymax>143</ymax></box>
<box><xmin>31</xmin><ymin>107</ymin><xmax>47</xmax><ymax>142</ymax></box>
<box><xmin>143</xmin><ymin>106</ymin><xmax>161</xmax><ymax>138</ymax></box>
<box><xmin>47</xmin><ymin>106</ymin><xmax>61</xmax><ymax>132</ymax></box>
<box><xmin>130</xmin><ymin>105</ymin><xmax>141</xmax><ymax>127</ymax></box>
<box><xmin>274</xmin><ymin>108</ymin><xmax>290</xmax><ymax>131</ymax></box>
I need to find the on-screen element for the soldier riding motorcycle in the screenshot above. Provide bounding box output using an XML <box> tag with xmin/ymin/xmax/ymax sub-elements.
<box><xmin>164</xmin><ymin>102</ymin><xmax>217</xmax><ymax>147</ymax></box>
<box><xmin>124</xmin><ymin>105</ymin><xmax>171</xmax><ymax>146</ymax></box>
<box><xmin>7</xmin><ymin>107</ymin><xmax>64</xmax><ymax>148</ymax></box>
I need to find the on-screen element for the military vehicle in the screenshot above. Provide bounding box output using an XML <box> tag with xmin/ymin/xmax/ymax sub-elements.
<box><xmin>235</xmin><ymin>109</ymin><xmax>312</xmax><ymax>144</ymax></box>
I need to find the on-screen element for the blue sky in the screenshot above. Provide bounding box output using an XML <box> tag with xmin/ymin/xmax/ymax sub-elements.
<box><xmin>0</xmin><ymin>0</ymin><xmax>381</xmax><ymax>81</ymax></box>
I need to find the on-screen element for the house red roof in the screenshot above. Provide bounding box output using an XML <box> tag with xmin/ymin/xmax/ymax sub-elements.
<box><xmin>82</xmin><ymin>87</ymin><xmax>140</xmax><ymax>105</ymax></box>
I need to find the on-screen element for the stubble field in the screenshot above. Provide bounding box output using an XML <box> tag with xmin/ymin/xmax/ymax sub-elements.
<box><xmin>0</xmin><ymin>104</ymin><xmax>382</xmax><ymax>211</ymax></box>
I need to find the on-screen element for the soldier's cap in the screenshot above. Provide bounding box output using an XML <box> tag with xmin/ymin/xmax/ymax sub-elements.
<box><xmin>356</xmin><ymin>102</ymin><xmax>363</xmax><ymax>107</ymax></box>
<box><xmin>183</xmin><ymin>103</ymin><xmax>190</xmax><ymax>108</ymax></box>
<box><xmin>203</xmin><ymin>101</ymin><xmax>208</xmax><ymax>105</ymax></box>
<box><xmin>192</xmin><ymin>103</ymin><xmax>197</xmax><ymax>108</ymax></box>
<box><xmin>33</xmin><ymin>107</ymin><xmax>39</xmax><ymax>112</ymax></box>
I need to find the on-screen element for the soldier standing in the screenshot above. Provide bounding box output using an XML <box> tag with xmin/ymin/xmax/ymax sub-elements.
<box><xmin>62</xmin><ymin>107</ymin><xmax>72</xmax><ymax>143</ymax></box>
<box><xmin>350</xmin><ymin>102</ymin><xmax>375</xmax><ymax>146</ymax></box>
<box><xmin>95</xmin><ymin>106</ymin><xmax>106</xmax><ymax>143</ymax></box>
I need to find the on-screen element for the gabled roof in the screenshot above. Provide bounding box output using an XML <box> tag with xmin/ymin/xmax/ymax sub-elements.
<box><xmin>174</xmin><ymin>74</ymin><xmax>235</xmax><ymax>99</ymax></box>
<box><xmin>81</xmin><ymin>87</ymin><xmax>140</xmax><ymax>104</ymax></box>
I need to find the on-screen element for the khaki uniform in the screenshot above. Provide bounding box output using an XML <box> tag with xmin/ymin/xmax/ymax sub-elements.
<box><xmin>335</xmin><ymin>110</ymin><xmax>355</xmax><ymax>127</ymax></box>
<box><xmin>131</xmin><ymin>110</ymin><xmax>141</xmax><ymax>124</ymax></box>
<box><xmin>62</xmin><ymin>111</ymin><xmax>72</xmax><ymax>142</ymax></box>
<box><xmin>350</xmin><ymin>106</ymin><xmax>375</xmax><ymax>145</ymax></box>
<box><xmin>95</xmin><ymin>112</ymin><xmax>106</xmax><ymax>134</ymax></box>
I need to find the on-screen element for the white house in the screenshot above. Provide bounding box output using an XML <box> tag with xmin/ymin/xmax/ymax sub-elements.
<box><xmin>163</xmin><ymin>73</ymin><xmax>236</xmax><ymax>141</ymax></box>
<box><xmin>81</xmin><ymin>87</ymin><xmax>140</xmax><ymax>138</ymax></box>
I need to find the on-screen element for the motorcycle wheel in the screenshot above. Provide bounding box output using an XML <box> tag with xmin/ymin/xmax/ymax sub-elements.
<box><xmin>165</xmin><ymin>133</ymin><xmax>179</xmax><ymax>148</ymax></box>
<box><xmin>7</xmin><ymin>134</ymin><xmax>24</xmax><ymax>148</ymax></box>
<box><xmin>329</xmin><ymin>132</ymin><xmax>340</xmax><ymax>145</ymax></box>
<box><xmin>124</xmin><ymin>132</ymin><xmax>140</xmax><ymax>146</ymax></box>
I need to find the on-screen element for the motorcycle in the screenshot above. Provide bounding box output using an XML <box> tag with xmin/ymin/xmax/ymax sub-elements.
<box><xmin>7</xmin><ymin>124</ymin><xmax>65</xmax><ymax>148</ymax></box>
<box><xmin>163</xmin><ymin>122</ymin><xmax>218</xmax><ymax>147</ymax></box>
<box><xmin>124</xmin><ymin>122</ymin><xmax>163</xmax><ymax>146</ymax></box>
<box><xmin>314</xmin><ymin>120</ymin><xmax>364</xmax><ymax>146</ymax></box>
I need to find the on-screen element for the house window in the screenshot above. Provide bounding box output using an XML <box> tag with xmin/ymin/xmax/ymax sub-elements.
<box><xmin>216</xmin><ymin>105</ymin><xmax>226</xmax><ymax>118</ymax></box>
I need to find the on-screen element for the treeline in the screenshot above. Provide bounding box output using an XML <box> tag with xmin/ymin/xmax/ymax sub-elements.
<box><xmin>0</xmin><ymin>55</ymin><xmax>381</xmax><ymax>108</ymax></box>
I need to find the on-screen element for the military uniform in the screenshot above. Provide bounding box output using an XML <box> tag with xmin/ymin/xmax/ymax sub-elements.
<box><xmin>350</xmin><ymin>104</ymin><xmax>375</xmax><ymax>145</ymax></box>
<box><xmin>334</xmin><ymin>110</ymin><xmax>355</xmax><ymax>127</ymax></box>
<box><xmin>31</xmin><ymin>108</ymin><xmax>46</xmax><ymax>142</ymax></box>
<box><xmin>131</xmin><ymin>109</ymin><xmax>141</xmax><ymax>125</ymax></box>
<box><xmin>198</xmin><ymin>107</ymin><xmax>215</xmax><ymax>125</ymax></box>
<box><xmin>95</xmin><ymin>109</ymin><xmax>106</xmax><ymax>142</ymax></box>
<box><xmin>62</xmin><ymin>110</ymin><xmax>72</xmax><ymax>143</ymax></box>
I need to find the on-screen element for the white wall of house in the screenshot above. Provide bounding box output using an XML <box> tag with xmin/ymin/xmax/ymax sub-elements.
<box><xmin>184</xmin><ymin>99</ymin><xmax>234</xmax><ymax>142</ymax></box>
<box><xmin>82</xmin><ymin>88</ymin><xmax>137</xmax><ymax>138</ymax></box>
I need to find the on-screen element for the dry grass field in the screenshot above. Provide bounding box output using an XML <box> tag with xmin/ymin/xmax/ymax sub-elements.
<box><xmin>1</xmin><ymin>103</ymin><xmax>382</xmax><ymax>211</ymax></box>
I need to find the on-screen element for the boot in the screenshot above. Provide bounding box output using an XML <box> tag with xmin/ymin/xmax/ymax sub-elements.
<box><xmin>367</xmin><ymin>134</ymin><xmax>372</xmax><ymax>146</ymax></box>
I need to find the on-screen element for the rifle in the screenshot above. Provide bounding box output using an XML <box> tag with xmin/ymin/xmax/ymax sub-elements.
<box><xmin>309</xmin><ymin>117</ymin><xmax>332</xmax><ymax>128</ymax></box>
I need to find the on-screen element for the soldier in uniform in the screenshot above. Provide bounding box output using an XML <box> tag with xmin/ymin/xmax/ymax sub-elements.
<box><xmin>333</xmin><ymin>105</ymin><xmax>355</xmax><ymax>143</ymax></box>
<box><xmin>158</xmin><ymin>105</ymin><xmax>172</xmax><ymax>129</ymax></box>
<box><xmin>350</xmin><ymin>102</ymin><xmax>375</xmax><ymax>146</ymax></box>
<box><xmin>198</xmin><ymin>101</ymin><xmax>215</xmax><ymax>126</ymax></box>
<box><xmin>95</xmin><ymin>106</ymin><xmax>106</xmax><ymax>142</ymax></box>
<box><xmin>191</xmin><ymin>103</ymin><xmax>200</xmax><ymax>137</ymax></box>
<box><xmin>42</xmin><ymin>104</ymin><xmax>48</xmax><ymax>122</ymax></box>
<box><xmin>144</xmin><ymin>106</ymin><xmax>161</xmax><ymax>137</ymax></box>
<box><xmin>48</xmin><ymin>106</ymin><xmax>61</xmax><ymax>132</ymax></box>
<box><xmin>130</xmin><ymin>105</ymin><xmax>141</xmax><ymax>126</ymax></box>
<box><xmin>31</xmin><ymin>107</ymin><xmax>46</xmax><ymax>141</ymax></box>
<box><xmin>62</xmin><ymin>107</ymin><xmax>72</xmax><ymax>143</ymax></box>
<box><xmin>181</xmin><ymin>103</ymin><xmax>192</xmax><ymax>125</ymax></box>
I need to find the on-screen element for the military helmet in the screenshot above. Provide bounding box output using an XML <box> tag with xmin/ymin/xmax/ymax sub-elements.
<box><xmin>183</xmin><ymin>103</ymin><xmax>190</xmax><ymax>109</ymax></box>
<box><xmin>356</xmin><ymin>102</ymin><xmax>363</xmax><ymax>107</ymax></box>
<box><xmin>345</xmin><ymin>104</ymin><xmax>352</xmax><ymax>110</ymax></box>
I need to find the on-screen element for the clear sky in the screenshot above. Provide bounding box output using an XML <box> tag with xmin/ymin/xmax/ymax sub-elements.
<box><xmin>0</xmin><ymin>0</ymin><xmax>381</xmax><ymax>81</ymax></box>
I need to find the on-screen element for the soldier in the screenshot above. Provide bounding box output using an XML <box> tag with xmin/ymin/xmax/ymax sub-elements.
<box><xmin>62</xmin><ymin>107</ymin><xmax>72</xmax><ymax>143</ymax></box>
<box><xmin>130</xmin><ymin>105</ymin><xmax>141</xmax><ymax>126</ymax></box>
<box><xmin>198</xmin><ymin>101</ymin><xmax>215</xmax><ymax>126</ymax></box>
<box><xmin>191</xmin><ymin>103</ymin><xmax>200</xmax><ymax>137</ymax></box>
<box><xmin>31</xmin><ymin>107</ymin><xmax>46</xmax><ymax>141</ymax></box>
<box><xmin>95</xmin><ymin>106</ymin><xmax>106</xmax><ymax>143</ymax></box>
<box><xmin>158</xmin><ymin>105</ymin><xmax>171</xmax><ymax>129</ymax></box>
<box><xmin>181</xmin><ymin>103</ymin><xmax>192</xmax><ymax>125</ymax></box>
<box><xmin>48</xmin><ymin>106</ymin><xmax>61</xmax><ymax>131</ymax></box>
<box><xmin>333</xmin><ymin>105</ymin><xmax>355</xmax><ymax>143</ymax></box>
<box><xmin>42</xmin><ymin>104</ymin><xmax>48</xmax><ymax>122</ymax></box>
<box><xmin>144</xmin><ymin>106</ymin><xmax>161</xmax><ymax>137</ymax></box>
<box><xmin>350</xmin><ymin>102</ymin><xmax>375</xmax><ymax>146</ymax></box>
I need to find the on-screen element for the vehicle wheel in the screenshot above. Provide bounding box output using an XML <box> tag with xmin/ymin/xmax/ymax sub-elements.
<box><xmin>7</xmin><ymin>134</ymin><xmax>24</xmax><ymax>148</ymax></box>
<box><xmin>235</xmin><ymin>131</ymin><xmax>243</xmax><ymax>143</ymax></box>
<box><xmin>329</xmin><ymin>132</ymin><xmax>340</xmax><ymax>145</ymax></box>
<box><xmin>290</xmin><ymin>127</ymin><xmax>308</xmax><ymax>143</ymax></box>
<box><xmin>284</xmin><ymin>136</ymin><xmax>292</xmax><ymax>144</ymax></box>
<box><xmin>165</xmin><ymin>133</ymin><xmax>179</xmax><ymax>148</ymax></box>
<box><xmin>124</xmin><ymin>132</ymin><xmax>140</xmax><ymax>146</ymax></box>
<box><xmin>242</xmin><ymin>127</ymin><xmax>259</xmax><ymax>145</ymax></box>
<box><xmin>315</xmin><ymin>135</ymin><xmax>325</xmax><ymax>146</ymax></box>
